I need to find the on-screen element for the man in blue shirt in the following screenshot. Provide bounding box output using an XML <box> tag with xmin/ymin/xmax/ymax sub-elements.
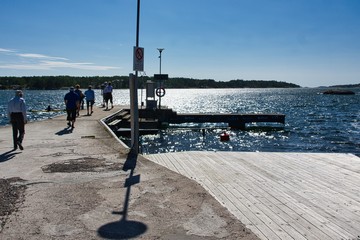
<box><xmin>64</xmin><ymin>87</ymin><xmax>80</xmax><ymax>129</ymax></box>
<box><xmin>84</xmin><ymin>85</ymin><xmax>95</xmax><ymax>116</ymax></box>
<box><xmin>7</xmin><ymin>90</ymin><xmax>27</xmax><ymax>150</ymax></box>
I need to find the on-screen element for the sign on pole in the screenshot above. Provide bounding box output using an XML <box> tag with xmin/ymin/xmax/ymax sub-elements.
<box><xmin>133</xmin><ymin>47</ymin><xmax>144</xmax><ymax>71</ymax></box>
<box><xmin>154</xmin><ymin>74</ymin><xmax>168</xmax><ymax>80</ymax></box>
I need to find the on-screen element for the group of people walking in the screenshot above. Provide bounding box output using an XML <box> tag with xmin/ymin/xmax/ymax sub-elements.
<box><xmin>64</xmin><ymin>84</ymin><xmax>96</xmax><ymax>129</ymax></box>
<box><xmin>7</xmin><ymin>82</ymin><xmax>113</xmax><ymax>151</ymax></box>
<box><xmin>64</xmin><ymin>82</ymin><xmax>113</xmax><ymax>128</ymax></box>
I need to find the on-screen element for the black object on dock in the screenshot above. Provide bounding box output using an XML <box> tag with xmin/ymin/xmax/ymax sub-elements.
<box><xmin>105</xmin><ymin>108</ymin><xmax>285</xmax><ymax>137</ymax></box>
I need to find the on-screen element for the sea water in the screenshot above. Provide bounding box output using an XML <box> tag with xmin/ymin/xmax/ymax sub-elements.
<box><xmin>1</xmin><ymin>88</ymin><xmax>359</xmax><ymax>156</ymax></box>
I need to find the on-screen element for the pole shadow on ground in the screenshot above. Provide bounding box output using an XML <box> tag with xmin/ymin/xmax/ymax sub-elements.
<box><xmin>97</xmin><ymin>150</ymin><xmax>147</xmax><ymax>239</ymax></box>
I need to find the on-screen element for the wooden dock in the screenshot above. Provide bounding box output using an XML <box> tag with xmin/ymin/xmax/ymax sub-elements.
<box><xmin>105</xmin><ymin>108</ymin><xmax>285</xmax><ymax>137</ymax></box>
<box><xmin>171</xmin><ymin>113</ymin><xmax>285</xmax><ymax>128</ymax></box>
<box><xmin>146</xmin><ymin>151</ymin><xmax>360</xmax><ymax>240</ymax></box>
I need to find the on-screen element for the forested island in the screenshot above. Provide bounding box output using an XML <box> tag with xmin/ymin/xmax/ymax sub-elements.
<box><xmin>0</xmin><ymin>76</ymin><xmax>300</xmax><ymax>90</ymax></box>
<box><xmin>328</xmin><ymin>83</ymin><xmax>360</xmax><ymax>88</ymax></box>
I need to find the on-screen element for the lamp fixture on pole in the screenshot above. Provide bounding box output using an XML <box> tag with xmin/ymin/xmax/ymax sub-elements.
<box><xmin>157</xmin><ymin>48</ymin><xmax>164</xmax><ymax>74</ymax></box>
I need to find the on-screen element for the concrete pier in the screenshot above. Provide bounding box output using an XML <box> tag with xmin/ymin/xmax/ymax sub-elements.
<box><xmin>1</xmin><ymin>105</ymin><xmax>358</xmax><ymax>239</ymax></box>
<box><xmin>0</xmin><ymin>105</ymin><xmax>257</xmax><ymax>239</ymax></box>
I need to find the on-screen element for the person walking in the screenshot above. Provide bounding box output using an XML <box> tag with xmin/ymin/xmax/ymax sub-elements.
<box><xmin>103</xmin><ymin>82</ymin><xmax>113</xmax><ymax>110</ymax></box>
<box><xmin>84</xmin><ymin>85</ymin><xmax>95</xmax><ymax>116</ymax></box>
<box><xmin>74</xmin><ymin>84</ymin><xmax>85</xmax><ymax>116</ymax></box>
<box><xmin>64</xmin><ymin>87</ymin><xmax>80</xmax><ymax>129</ymax></box>
<box><xmin>7</xmin><ymin>90</ymin><xmax>27</xmax><ymax>150</ymax></box>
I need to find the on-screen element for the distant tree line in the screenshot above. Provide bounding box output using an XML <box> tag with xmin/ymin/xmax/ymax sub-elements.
<box><xmin>0</xmin><ymin>76</ymin><xmax>127</xmax><ymax>90</ymax></box>
<box><xmin>167</xmin><ymin>78</ymin><xmax>300</xmax><ymax>88</ymax></box>
<box><xmin>0</xmin><ymin>76</ymin><xmax>300</xmax><ymax>90</ymax></box>
<box><xmin>329</xmin><ymin>83</ymin><xmax>360</xmax><ymax>88</ymax></box>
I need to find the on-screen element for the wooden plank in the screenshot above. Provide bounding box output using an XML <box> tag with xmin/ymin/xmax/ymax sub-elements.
<box><xmin>185</xmin><ymin>158</ymin><xmax>268</xmax><ymax>239</ymax></box>
<box><xmin>150</xmin><ymin>153</ymin><xmax>180</xmax><ymax>173</ymax></box>
<box><xmin>156</xmin><ymin>152</ymin><xmax>261</xmax><ymax>236</ymax></box>
<box><xmin>145</xmin><ymin>152</ymin><xmax>360</xmax><ymax>240</ymax></box>
<box><xmin>165</xmin><ymin>152</ymin><xmax>189</xmax><ymax>175</ymax></box>
<box><xmin>118</xmin><ymin>110</ymin><xmax>130</xmax><ymax>118</ymax></box>
<box><xmin>244</xmin><ymin>152</ymin><xmax>360</xmax><ymax>231</ymax></box>
<box><xmin>229</xmin><ymin>152</ymin><xmax>360</xmax><ymax>211</ymax></box>
<box><xmin>182</xmin><ymin>152</ymin><xmax>330</xmax><ymax>239</ymax></box>
<box><xmin>167</xmin><ymin>152</ymin><xmax>284</xmax><ymax>239</ymax></box>
<box><xmin>230</xmin><ymin>152</ymin><xmax>360</xmax><ymax>235</ymax></box>
<box><xmin>221</xmin><ymin>153</ymin><xmax>353</xmax><ymax>239</ymax></box>
<box><xmin>108</xmin><ymin>119</ymin><xmax>122</xmax><ymax>126</ymax></box>
<box><xmin>196</xmin><ymin>153</ymin><xmax>295</xmax><ymax>240</ymax></box>
<box><xmin>242</xmin><ymin>153</ymin><xmax>356</xmax><ymax>237</ymax></box>
<box><xmin>148</xmin><ymin>154</ymin><xmax>168</xmax><ymax>168</ymax></box>
<box><xmin>249</xmin><ymin>152</ymin><xmax>360</xmax><ymax>202</ymax></box>
<box><xmin>270</xmin><ymin>153</ymin><xmax>360</xmax><ymax>192</ymax></box>
<box><xmin>202</xmin><ymin>152</ymin><xmax>342</xmax><ymax>240</ymax></box>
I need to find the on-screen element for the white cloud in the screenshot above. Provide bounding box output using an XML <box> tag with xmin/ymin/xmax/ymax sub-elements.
<box><xmin>0</xmin><ymin>64</ymin><xmax>50</xmax><ymax>70</ymax></box>
<box><xmin>0</xmin><ymin>48</ymin><xmax>16</xmax><ymax>53</ymax></box>
<box><xmin>17</xmin><ymin>53</ymin><xmax>69</xmax><ymax>61</ymax></box>
<box><xmin>0</xmin><ymin>48</ymin><xmax>120</xmax><ymax>71</ymax></box>
<box><xmin>40</xmin><ymin>61</ymin><xmax>119</xmax><ymax>70</ymax></box>
<box><xmin>0</xmin><ymin>61</ymin><xmax>120</xmax><ymax>71</ymax></box>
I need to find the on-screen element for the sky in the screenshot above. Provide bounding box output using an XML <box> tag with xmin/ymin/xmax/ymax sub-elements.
<box><xmin>1</xmin><ymin>0</ymin><xmax>360</xmax><ymax>87</ymax></box>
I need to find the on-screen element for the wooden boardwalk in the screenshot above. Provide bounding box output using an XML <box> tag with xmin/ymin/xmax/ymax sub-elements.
<box><xmin>145</xmin><ymin>151</ymin><xmax>360</xmax><ymax>240</ymax></box>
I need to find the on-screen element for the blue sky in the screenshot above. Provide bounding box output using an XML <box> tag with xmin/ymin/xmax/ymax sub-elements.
<box><xmin>1</xmin><ymin>0</ymin><xmax>360</xmax><ymax>87</ymax></box>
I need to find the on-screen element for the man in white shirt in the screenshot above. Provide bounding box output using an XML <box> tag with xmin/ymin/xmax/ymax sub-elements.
<box><xmin>7</xmin><ymin>90</ymin><xmax>27</xmax><ymax>150</ymax></box>
<box><xmin>103</xmin><ymin>82</ymin><xmax>113</xmax><ymax>110</ymax></box>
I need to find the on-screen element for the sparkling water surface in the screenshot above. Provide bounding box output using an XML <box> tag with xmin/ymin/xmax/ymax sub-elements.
<box><xmin>1</xmin><ymin>88</ymin><xmax>359</xmax><ymax>155</ymax></box>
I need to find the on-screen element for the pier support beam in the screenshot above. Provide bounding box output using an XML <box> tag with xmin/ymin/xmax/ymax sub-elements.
<box><xmin>228</xmin><ymin>122</ymin><xmax>246</xmax><ymax>130</ymax></box>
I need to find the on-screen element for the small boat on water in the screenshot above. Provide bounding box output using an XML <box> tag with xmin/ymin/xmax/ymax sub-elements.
<box><xmin>220</xmin><ymin>131</ymin><xmax>230</xmax><ymax>141</ymax></box>
<box><xmin>322</xmin><ymin>90</ymin><xmax>355</xmax><ymax>95</ymax></box>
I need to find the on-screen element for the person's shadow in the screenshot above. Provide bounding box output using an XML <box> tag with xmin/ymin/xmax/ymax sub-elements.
<box><xmin>97</xmin><ymin>149</ymin><xmax>147</xmax><ymax>239</ymax></box>
<box><xmin>55</xmin><ymin>127</ymin><xmax>73</xmax><ymax>135</ymax></box>
<box><xmin>0</xmin><ymin>149</ymin><xmax>20</xmax><ymax>163</ymax></box>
